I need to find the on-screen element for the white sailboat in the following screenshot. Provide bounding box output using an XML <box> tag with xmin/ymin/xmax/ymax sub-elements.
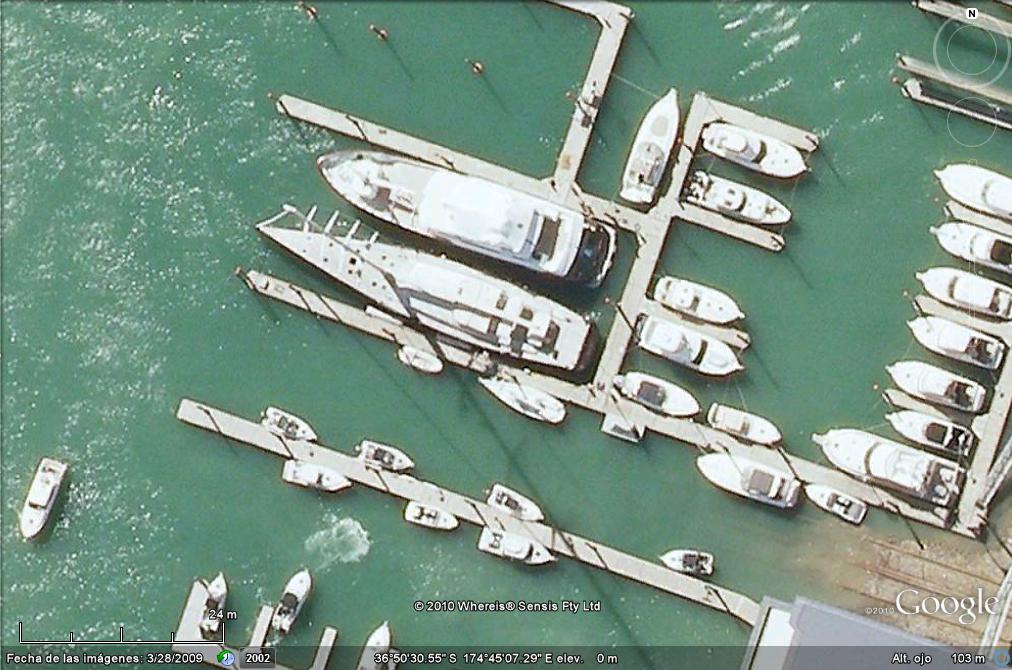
<box><xmin>477</xmin><ymin>376</ymin><xmax>566</xmax><ymax>424</ymax></box>
<box><xmin>706</xmin><ymin>404</ymin><xmax>782</xmax><ymax>446</ymax></box>
<box><xmin>813</xmin><ymin>429</ymin><xmax>962</xmax><ymax>507</ymax></box>
<box><xmin>685</xmin><ymin>171</ymin><xmax>791</xmax><ymax>225</ymax></box>
<box><xmin>262</xmin><ymin>407</ymin><xmax>318</xmax><ymax>442</ymax></box>
<box><xmin>271</xmin><ymin>569</ymin><xmax>313</xmax><ymax>636</ymax></box>
<box><xmin>486</xmin><ymin>483</ymin><xmax>544</xmax><ymax>521</ymax></box>
<box><xmin>700</xmin><ymin>122</ymin><xmax>808</xmax><ymax>178</ymax></box>
<box><xmin>695</xmin><ymin>453</ymin><xmax>801</xmax><ymax>508</ymax></box>
<box><xmin>907</xmin><ymin>316</ymin><xmax>1005</xmax><ymax>370</ymax></box>
<box><xmin>935</xmin><ymin>163</ymin><xmax>1012</xmax><ymax>221</ymax></box>
<box><xmin>931</xmin><ymin>222</ymin><xmax>1012</xmax><ymax>275</ymax></box>
<box><xmin>652</xmin><ymin>276</ymin><xmax>745</xmax><ymax>324</ymax></box>
<box><xmin>356</xmin><ymin>440</ymin><xmax>415</xmax><ymax>472</ymax></box>
<box><xmin>612</xmin><ymin>372</ymin><xmax>700</xmax><ymax>417</ymax></box>
<box><xmin>915</xmin><ymin>267</ymin><xmax>1012</xmax><ymax>320</ymax></box>
<box><xmin>19</xmin><ymin>457</ymin><xmax>68</xmax><ymax>540</ymax></box>
<box><xmin>885</xmin><ymin>410</ymin><xmax>974</xmax><ymax>458</ymax></box>
<box><xmin>282</xmin><ymin>460</ymin><xmax>352</xmax><ymax>492</ymax></box>
<box><xmin>403</xmin><ymin>501</ymin><xmax>459</xmax><ymax>531</ymax></box>
<box><xmin>396</xmin><ymin>345</ymin><xmax>444</xmax><ymax>374</ymax></box>
<box><xmin>637</xmin><ymin>314</ymin><xmax>743</xmax><ymax>376</ymax></box>
<box><xmin>803</xmin><ymin>485</ymin><xmax>868</xmax><ymax>525</ymax></box>
<box><xmin>886</xmin><ymin>360</ymin><xmax>988</xmax><ymax>413</ymax></box>
<box><xmin>620</xmin><ymin>88</ymin><xmax>680</xmax><ymax>205</ymax></box>
<box><xmin>477</xmin><ymin>527</ymin><xmax>554</xmax><ymax>566</ymax></box>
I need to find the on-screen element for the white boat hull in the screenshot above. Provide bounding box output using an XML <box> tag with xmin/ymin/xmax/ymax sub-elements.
<box><xmin>404</xmin><ymin>501</ymin><xmax>459</xmax><ymax>530</ymax></box>
<box><xmin>262</xmin><ymin>407</ymin><xmax>318</xmax><ymax>442</ymax></box>
<box><xmin>935</xmin><ymin>163</ymin><xmax>1012</xmax><ymax>221</ymax></box>
<box><xmin>916</xmin><ymin>267</ymin><xmax>1012</xmax><ymax>320</ymax></box>
<box><xmin>19</xmin><ymin>457</ymin><xmax>68</xmax><ymax>540</ymax></box>
<box><xmin>700</xmin><ymin>122</ymin><xmax>807</xmax><ymax>178</ymax></box>
<box><xmin>932</xmin><ymin>222</ymin><xmax>1012</xmax><ymax>275</ymax></box>
<box><xmin>885</xmin><ymin>410</ymin><xmax>974</xmax><ymax>458</ymax></box>
<box><xmin>804</xmin><ymin>484</ymin><xmax>867</xmax><ymax>525</ymax></box>
<box><xmin>272</xmin><ymin>569</ymin><xmax>313</xmax><ymax>636</ymax></box>
<box><xmin>637</xmin><ymin>315</ymin><xmax>743</xmax><ymax>376</ymax></box>
<box><xmin>478</xmin><ymin>377</ymin><xmax>566</xmax><ymax>424</ymax></box>
<box><xmin>356</xmin><ymin>440</ymin><xmax>415</xmax><ymax>472</ymax></box>
<box><xmin>907</xmin><ymin>316</ymin><xmax>1004</xmax><ymax>370</ymax></box>
<box><xmin>477</xmin><ymin>527</ymin><xmax>554</xmax><ymax>566</ymax></box>
<box><xmin>659</xmin><ymin>549</ymin><xmax>715</xmax><ymax>576</ymax></box>
<box><xmin>696</xmin><ymin>453</ymin><xmax>800</xmax><ymax>508</ymax></box>
<box><xmin>620</xmin><ymin>89</ymin><xmax>680</xmax><ymax>205</ymax></box>
<box><xmin>686</xmin><ymin>171</ymin><xmax>791</xmax><ymax>226</ymax></box>
<box><xmin>486</xmin><ymin>483</ymin><xmax>544</xmax><ymax>521</ymax></box>
<box><xmin>397</xmin><ymin>345</ymin><xmax>444</xmax><ymax>374</ymax></box>
<box><xmin>282</xmin><ymin>460</ymin><xmax>352</xmax><ymax>492</ymax></box>
<box><xmin>706</xmin><ymin>404</ymin><xmax>782</xmax><ymax>446</ymax></box>
<box><xmin>613</xmin><ymin>372</ymin><xmax>699</xmax><ymax>417</ymax></box>
<box><xmin>357</xmin><ymin>622</ymin><xmax>394</xmax><ymax>670</ymax></box>
<box><xmin>886</xmin><ymin>360</ymin><xmax>987</xmax><ymax>413</ymax></box>
<box><xmin>653</xmin><ymin>277</ymin><xmax>744</xmax><ymax>324</ymax></box>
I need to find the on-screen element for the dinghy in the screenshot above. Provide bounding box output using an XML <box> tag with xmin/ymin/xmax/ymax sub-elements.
<box><xmin>916</xmin><ymin>267</ymin><xmax>1012</xmax><ymax>320</ymax></box>
<box><xmin>659</xmin><ymin>549</ymin><xmax>715</xmax><ymax>577</ymax></box>
<box><xmin>271</xmin><ymin>569</ymin><xmax>313</xmax><ymax>636</ymax></box>
<box><xmin>685</xmin><ymin>171</ymin><xmax>791</xmax><ymax>225</ymax></box>
<box><xmin>199</xmin><ymin>573</ymin><xmax>228</xmax><ymax>638</ymax></box>
<box><xmin>477</xmin><ymin>528</ymin><xmax>554</xmax><ymax>566</ymax></box>
<box><xmin>613</xmin><ymin>372</ymin><xmax>700</xmax><ymax>417</ymax></box>
<box><xmin>700</xmin><ymin>122</ymin><xmax>807</xmax><ymax>178</ymax></box>
<box><xmin>282</xmin><ymin>460</ymin><xmax>352</xmax><ymax>492</ymax></box>
<box><xmin>931</xmin><ymin>222</ymin><xmax>1012</xmax><ymax>275</ymax></box>
<box><xmin>404</xmin><ymin>501</ymin><xmax>459</xmax><ymax>531</ymax></box>
<box><xmin>696</xmin><ymin>453</ymin><xmax>801</xmax><ymax>509</ymax></box>
<box><xmin>397</xmin><ymin>345</ymin><xmax>444</xmax><ymax>374</ymax></box>
<box><xmin>813</xmin><ymin>429</ymin><xmax>962</xmax><ymax>507</ymax></box>
<box><xmin>885</xmin><ymin>410</ymin><xmax>974</xmax><ymax>458</ymax></box>
<box><xmin>653</xmin><ymin>276</ymin><xmax>745</xmax><ymax>324</ymax></box>
<box><xmin>19</xmin><ymin>457</ymin><xmax>68</xmax><ymax>540</ymax></box>
<box><xmin>935</xmin><ymin>163</ymin><xmax>1012</xmax><ymax>220</ymax></box>
<box><xmin>356</xmin><ymin>440</ymin><xmax>415</xmax><ymax>472</ymax></box>
<box><xmin>478</xmin><ymin>376</ymin><xmax>566</xmax><ymax>424</ymax></box>
<box><xmin>637</xmin><ymin>315</ymin><xmax>743</xmax><ymax>376</ymax></box>
<box><xmin>886</xmin><ymin>360</ymin><xmax>988</xmax><ymax>413</ymax></box>
<box><xmin>262</xmin><ymin>407</ymin><xmax>318</xmax><ymax>442</ymax></box>
<box><xmin>706</xmin><ymin>404</ymin><xmax>782</xmax><ymax>446</ymax></box>
<box><xmin>907</xmin><ymin>316</ymin><xmax>1005</xmax><ymax>370</ymax></box>
<box><xmin>486</xmin><ymin>483</ymin><xmax>544</xmax><ymax>522</ymax></box>
<box><xmin>601</xmin><ymin>412</ymin><xmax>645</xmax><ymax>444</ymax></box>
<box><xmin>356</xmin><ymin>621</ymin><xmax>394</xmax><ymax>670</ymax></box>
<box><xmin>620</xmin><ymin>88</ymin><xmax>680</xmax><ymax>205</ymax></box>
<box><xmin>803</xmin><ymin>485</ymin><xmax>867</xmax><ymax>525</ymax></box>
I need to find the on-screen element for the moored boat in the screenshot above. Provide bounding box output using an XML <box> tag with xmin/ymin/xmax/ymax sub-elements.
<box><xmin>486</xmin><ymin>483</ymin><xmax>544</xmax><ymax>522</ymax></box>
<box><xmin>199</xmin><ymin>573</ymin><xmax>228</xmax><ymax>638</ymax></box>
<box><xmin>636</xmin><ymin>314</ymin><xmax>743</xmax><ymax>376</ymax></box>
<box><xmin>282</xmin><ymin>460</ymin><xmax>352</xmax><ymax>492</ymax></box>
<box><xmin>885</xmin><ymin>410</ymin><xmax>974</xmax><ymax>458</ymax></box>
<box><xmin>659</xmin><ymin>549</ymin><xmax>715</xmax><ymax>577</ymax></box>
<box><xmin>477</xmin><ymin>376</ymin><xmax>566</xmax><ymax>424</ymax></box>
<box><xmin>317</xmin><ymin>151</ymin><xmax>618</xmax><ymax>285</ymax></box>
<box><xmin>356</xmin><ymin>440</ymin><xmax>415</xmax><ymax>472</ymax></box>
<box><xmin>19</xmin><ymin>457</ymin><xmax>68</xmax><ymax>540</ymax></box>
<box><xmin>396</xmin><ymin>345</ymin><xmax>444</xmax><ymax>374</ymax></box>
<box><xmin>404</xmin><ymin>501</ymin><xmax>459</xmax><ymax>531</ymax></box>
<box><xmin>356</xmin><ymin>621</ymin><xmax>394</xmax><ymax>670</ymax></box>
<box><xmin>886</xmin><ymin>360</ymin><xmax>988</xmax><ymax>413</ymax></box>
<box><xmin>612</xmin><ymin>372</ymin><xmax>700</xmax><ymax>417</ymax></box>
<box><xmin>706</xmin><ymin>404</ymin><xmax>782</xmax><ymax>446</ymax></box>
<box><xmin>477</xmin><ymin>527</ymin><xmax>554</xmax><ymax>566</ymax></box>
<box><xmin>935</xmin><ymin>163</ymin><xmax>1012</xmax><ymax>221</ymax></box>
<box><xmin>620</xmin><ymin>88</ymin><xmax>680</xmax><ymax>206</ymax></box>
<box><xmin>931</xmin><ymin>222</ymin><xmax>1012</xmax><ymax>275</ymax></box>
<box><xmin>803</xmin><ymin>484</ymin><xmax>868</xmax><ymax>525</ymax></box>
<box><xmin>262</xmin><ymin>407</ymin><xmax>317</xmax><ymax>442</ymax></box>
<box><xmin>685</xmin><ymin>171</ymin><xmax>791</xmax><ymax>225</ymax></box>
<box><xmin>695</xmin><ymin>453</ymin><xmax>801</xmax><ymax>508</ymax></box>
<box><xmin>700</xmin><ymin>122</ymin><xmax>808</xmax><ymax>178</ymax></box>
<box><xmin>907</xmin><ymin>315</ymin><xmax>1004</xmax><ymax>370</ymax></box>
<box><xmin>915</xmin><ymin>267</ymin><xmax>1012</xmax><ymax>320</ymax></box>
<box><xmin>652</xmin><ymin>276</ymin><xmax>744</xmax><ymax>324</ymax></box>
<box><xmin>271</xmin><ymin>569</ymin><xmax>313</xmax><ymax>636</ymax></box>
<box><xmin>813</xmin><ymin>429</ymin><xmax>962</xmax><ymax>507</ymax></box>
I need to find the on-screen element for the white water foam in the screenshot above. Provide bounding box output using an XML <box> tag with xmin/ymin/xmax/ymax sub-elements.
<box><xmin>304</xmin><ymin>514</ymin><xmax>371</xmax><ymax>570</ymax></box>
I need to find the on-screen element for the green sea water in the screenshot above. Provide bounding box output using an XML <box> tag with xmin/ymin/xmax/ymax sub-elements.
<box><xmin>2</xmin><ymin>1</ymin><xmax>1011</xmax><ymax>667</ymax></box>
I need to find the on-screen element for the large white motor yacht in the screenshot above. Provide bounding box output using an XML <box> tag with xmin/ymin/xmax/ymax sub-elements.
<box><xmin>935</xmin><ymin>163</ymin><xmax>1012</xmax><ymax>221</ymax></box>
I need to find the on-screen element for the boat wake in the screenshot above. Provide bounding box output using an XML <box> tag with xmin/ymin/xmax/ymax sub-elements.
<box><xmin>304</xmin><ymin>514</ymin><xmax>370</xmax><ymax>569</ymax></box>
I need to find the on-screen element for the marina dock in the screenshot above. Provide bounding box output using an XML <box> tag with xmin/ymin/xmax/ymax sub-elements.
<box><xmin>176</xmin><ymin>398</ymin><xmax>762</xmax><ymax>626</ymax></box>
<box><xmin>914</xmin><ymin>0</ymin><xmax>1012</xmax><ymax>41</ymax></box>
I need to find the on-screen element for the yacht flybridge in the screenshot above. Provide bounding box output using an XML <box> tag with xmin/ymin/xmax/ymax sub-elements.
<box><xmin>257</xmin><ymin>206</ymin><xmax>597</xmax><ymax>373</ymax></box>
<box><xmin>317</xmin><ymin>150</ymin><xmax>617</xmax><ymax>286</ymax></box>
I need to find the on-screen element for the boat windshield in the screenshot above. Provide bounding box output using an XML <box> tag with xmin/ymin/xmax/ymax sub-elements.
<box><xmin>990</xmin><ymin>239</ymin><xmax>1012</xmax><ymax>265</ymax></box>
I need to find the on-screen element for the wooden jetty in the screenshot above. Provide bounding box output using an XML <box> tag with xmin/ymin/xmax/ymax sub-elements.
<box><xmin>176</xmin><ymin>398</ymin><xmax>763</xmax><ymax>626</ymax></box>
<box><xmin>914</xmin><ymin>0</ymin><xmax>1012</xmax><ymax>40</ymax></box>
<box><xmin>171</xmin><ymin>578</ymin><xmax>338</xmax><ymax>670</ymax></box>
<box><xmin>898</xmin><ymin>79</ymin><xmax>1012</xmax><ymax>132</ymax></box>
<box><xmin>897</xmin><ymin>54</ymin><xmax>1012</xmax><ymax>108</ymax></box>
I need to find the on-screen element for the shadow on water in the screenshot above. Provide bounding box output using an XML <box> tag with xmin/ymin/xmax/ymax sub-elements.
<box><xmin>782</xmin><ymin>244</ymin><xmax>813</xmax><ymax>291</ymax></box>
<box><xmin>311</xmin><ymin>15</ymin><xmax>343</xmax><ymax>61</ymax></box>
<box><xmin>629</xmin><ymin>17</ymin><xmax>662</xmax><ymax>68</ymax></box>
<box><xmin>479</xmin><ymin>73</ymin><xmax>509</xmax><ymax>113</ymax></box>
<box><xmin>521</xmin><ymin>1</ymin><xmax>543</xmax><ymax>30</ymax></box>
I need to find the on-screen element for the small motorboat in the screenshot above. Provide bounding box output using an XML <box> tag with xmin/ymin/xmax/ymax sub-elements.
<box><xmin>659</xmin><ymin>549</ymin><xmax>715</xmax><ymax>577</ymax></box>
<box><xmin>19</xmin><ymin>457</ymin><xmax>68</xmax><ymax>540</ymax></box>
<box><xmin>813</xmin><ymin>429</ymin><xmax>962</xmax><ymax>507</ymax></box>
<box><xmin>916</xmin><ymin>267</ymin><xmax>1012</xmax><ymax>320</ymax></box>
<box><xmin>804</xmin><ymin>485</ymin><xmax>868</xmax><ymax>525</ymax></box>
<box><xmin>886</xmin><ymin>360</ymin><xmax>988</xmax><ymax>413</ymax></box>
<box><xmin>885</xmin><ymin>410</ymin><xmax>975</xmax><ymax>458</ymax></box>
<box><xmin>199</xmin><ymin>573</ymin><xmax>228</xmax><ymax>639</ymax></box>
<box><xmin>477</xmin><ymin>527</ymin><xmax>555</xmax><ymax>566</ymax></box>
<box><xmin>356</xmin><ymin>621</ymin><xmax>393</xmax><ymax>670</ymax></box>
<box><xmin>262</xmin><ymin>407</ymin><xmax>318</xmax><ymax>442</ymax></box>
<box><xmin>700</xmin><ymin>122</ymin><xmax>808</xmax><ymax>178</ymax></box>
<box><xmin>652</xmin><ymin>276</ymin><xmax>745</xmax><ymax>324</ymax></box>
<box><xmin>696</xmin><ymin>453</ymin><xmax>801</xmax><ymax>509</ymax></box>
<box><xmin>935</xmin><ymin>163</ymin><xmax>1012</xmax><ymax>221</ymax></box>
<box><xmin>355</xmin><ymin>440</ymin><xmax>415</xmax><ymax>472</ymax></box>
<box><xmin>396</xmin><ymin>345</ymin><xmax>444</xmax><ymax>375</ymax></box>
<box><xmin>636</xmin><ymin>314</ymin><xmax>743</xmax><ymax>376</ymax></box>
<box><xmin>685</xmin><ymin>171</ymin><xmax>791</xmax><ymax>225</ymax></box>
<box><xmin>931</xmin><ymin>222</ymin><xmax>1012</xmax><ymax>275</ymax></box>
<box><xmin>271</xmin><ymin>569</ymin><xmax>313</xmax><ymax>636</ymax></box>
<box><xmin>281</xmin><ymin>459</ymin><xmax>352</xmax><ymax>492</ymax></box>
<box><xmin>601</xmin><ymin>412</ymin><xmax>645</xmax><ymax>444</ymax></box>
<box><xmin>907</xmin><ymin>316</ymin><xmax>1005</xmax><ymax>370</ymax></box>
<box><xmin>620</xmin><ymin>88</ymin><xmax>680</xmax><ymax>206</ymax></box>
<box><xmin>486</xmin><ymin>483</ymin><xmax>544</xmax><ymax>522</ymax></box>
<box><xmin>613</xmin><ymin>372</ymin><xmax>700</xmax><ymax>417</ymax></box>
<box><xmin>404</xmin><ymin>501</ymin><xmax>459</xmax><ymax>531</ymax></box>
<box><xmin>477</xmin><ymin>376</ymin><xmax>566</xmax><ymax>424</ymax></box>
<box><xmin>706</xmin><ymin>404</ymin><xmax>782</xmax><ymax>446</ymax></box>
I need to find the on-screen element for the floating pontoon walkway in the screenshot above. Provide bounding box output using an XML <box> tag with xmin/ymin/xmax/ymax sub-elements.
<box><xmin>914</xmin><ymin>0</ymin><xmax>1012</xmax><ymax>40</ymax></box>
<box><xmin>176</xmin><ymin>398</ymin><xmax>762</xmax><ymax>626</ymax></box>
